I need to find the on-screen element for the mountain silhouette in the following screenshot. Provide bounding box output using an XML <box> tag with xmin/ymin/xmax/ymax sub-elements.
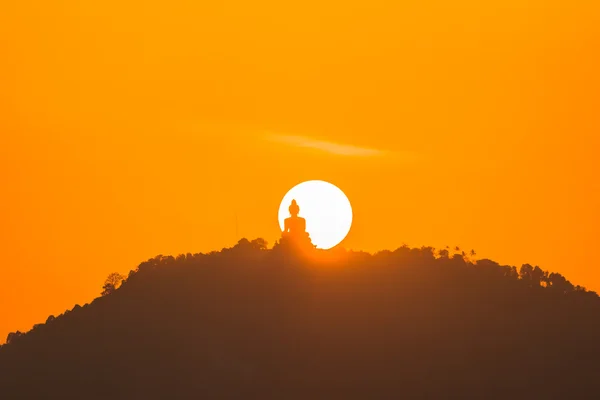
<box><xmin>1</xmin><ymin>239</ymin><xmax>599</xmax><ymax>399</ymax></box>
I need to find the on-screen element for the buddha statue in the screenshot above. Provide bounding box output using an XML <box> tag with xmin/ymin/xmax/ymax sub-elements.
<box><xmin>281</xmin><ymin>199</ymin><xmax>313</xmax><ymax>248</ymax></box>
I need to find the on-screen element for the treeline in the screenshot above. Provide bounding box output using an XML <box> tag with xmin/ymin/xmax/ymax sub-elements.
<box><xmin>1</xmin><ymin>239</ymin><xmax>599</xmax><ymax>399</ymax></box>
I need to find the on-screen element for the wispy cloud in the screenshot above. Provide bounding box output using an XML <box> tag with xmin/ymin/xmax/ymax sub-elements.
<box><xmin>266</xmin><ymin>134</ymin><xmax>385</xmax><ymax>157</ymax></box>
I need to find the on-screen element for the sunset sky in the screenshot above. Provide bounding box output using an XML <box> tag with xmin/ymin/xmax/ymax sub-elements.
<box><xmin>1</xmin><ymin>1</ymin><xmax>599</xmax><ymax>341</ymax></box>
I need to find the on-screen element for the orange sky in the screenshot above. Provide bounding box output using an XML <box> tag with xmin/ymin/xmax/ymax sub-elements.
<box><xmin>1</xmin><ymin>1</ymin><xmax>599</xmax><ymax>342</ymax></box>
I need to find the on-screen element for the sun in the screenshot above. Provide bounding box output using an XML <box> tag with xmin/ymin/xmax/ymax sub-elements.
<box><xmin>278</xmin><ymin>180</ymin><xmax>353</xmax><ymax>250</ymax></box>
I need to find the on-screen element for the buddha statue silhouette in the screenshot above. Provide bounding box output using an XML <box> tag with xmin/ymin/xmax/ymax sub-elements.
<box><xmin>281</xmin><ymin>199</ymin><xmax>314</xmax><ymax>249</ymax></box>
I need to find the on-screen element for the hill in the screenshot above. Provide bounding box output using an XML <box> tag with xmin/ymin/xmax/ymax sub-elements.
<box><xmin>1</xmin><ymin>239</ymin><xmax>600</xmax><ymax>399</ymax></box>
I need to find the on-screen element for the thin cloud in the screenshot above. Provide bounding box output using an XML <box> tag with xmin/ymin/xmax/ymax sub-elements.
<box><xmin>267</xmin><ymin>134</ymin><xmax>385</xmax><ymax>157</ymax></box>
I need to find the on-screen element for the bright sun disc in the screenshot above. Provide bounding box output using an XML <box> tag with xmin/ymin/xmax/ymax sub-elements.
<box><xmin>278</xmin><ymin>180</ymin><xmax>353</xmax><ymax>250</ymax></box>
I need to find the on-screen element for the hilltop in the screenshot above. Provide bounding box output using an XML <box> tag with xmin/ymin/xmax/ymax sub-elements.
<box><xmin>1</xmin><ymin>239</ymin><xmax>599</xmax><ymax>399</ymax></box>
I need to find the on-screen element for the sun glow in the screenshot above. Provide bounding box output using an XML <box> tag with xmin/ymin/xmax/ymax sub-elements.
<box><xmin>278</xmin><ymin>180</ymin><xmax>353</xmax><ymax>250</ymax></box>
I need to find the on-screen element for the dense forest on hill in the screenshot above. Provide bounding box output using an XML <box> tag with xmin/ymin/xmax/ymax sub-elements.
<box><xmin>1</xmin><ymin>239</ymin><xmax>599</xmax><ymax>399</ymax></box>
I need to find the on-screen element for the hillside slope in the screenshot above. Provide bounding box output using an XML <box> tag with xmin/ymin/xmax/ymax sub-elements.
<box><xmin>1</xmin><ymin>240</ymin><xmax>599</xmax><ymax>399</ymax></box>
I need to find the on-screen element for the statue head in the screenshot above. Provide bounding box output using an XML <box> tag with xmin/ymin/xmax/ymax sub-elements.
<box><xmin>289</xmin><ymin>199</ymin><xmax>300</xmax><ymax>217</ymax></box>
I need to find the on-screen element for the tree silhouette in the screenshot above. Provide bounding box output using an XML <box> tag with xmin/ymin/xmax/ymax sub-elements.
<box><xmin>548</xmin><ymin>272</ymin><xmax>574</xmax><ymax>294</ymax></box>
<box><xmin>250</xmin><ymin>238</ymin><xmax>268</xmax><ymax>250</ymax></box>
<box><xmin>101</xmin><ymin>272</ymin><xmax>125</xmax><ymax>296</ymax></box>
<box><xmin>438</xmin><ymin>248</ymin><xmax>450</xmax><ymax>258</ymax></box>
<box><xmin>5</xmin><ymin>331</ymin><xmax>23</xmax><ymax>345</ymax></box>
